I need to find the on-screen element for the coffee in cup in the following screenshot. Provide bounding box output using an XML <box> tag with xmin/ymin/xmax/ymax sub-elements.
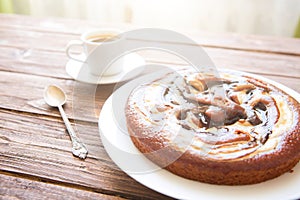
<box><xmin>87</xmin><ymin>34</ymin><xmax>120</xmax><ymax>43</ymax></box>
<box><xmin>66</xmin><ymin>29</ymin><xmax>124</xmax><ymax>76</ymax></box>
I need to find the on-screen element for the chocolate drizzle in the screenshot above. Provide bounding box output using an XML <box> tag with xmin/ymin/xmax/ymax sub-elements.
<box><xmin>154</xmin><ymin>70</ymin><xmax>280</xmax><ymax>147</ymax></box>
<box><xmin>129</xmin><ymin>69</ymin><xmax>286</xmax><ymax>160</ymax></box>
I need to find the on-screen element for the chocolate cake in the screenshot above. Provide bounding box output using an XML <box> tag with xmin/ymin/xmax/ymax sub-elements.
<box><xmin>125</xmin><ymin>68</ymin><xmax>300</xmax><ymax>185</ymax></box>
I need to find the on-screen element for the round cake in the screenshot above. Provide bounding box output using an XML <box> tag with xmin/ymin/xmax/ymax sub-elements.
<box><xmin>125</xmin><ymin>68</ymin><xmax>300</xmax><ymax>185</ymax></box>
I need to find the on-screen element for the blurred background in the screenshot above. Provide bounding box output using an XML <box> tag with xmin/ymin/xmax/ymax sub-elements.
<box><xmin>0</xmin><ymin>0</ymin><xmax>299</xmax><ymax>38</ymax></box>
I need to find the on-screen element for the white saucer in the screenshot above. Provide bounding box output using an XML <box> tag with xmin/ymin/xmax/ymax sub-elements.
<box><xmin>66</xmin><ymin>53</ymin><xmax>145</xmax><ymax>84</ymax></box>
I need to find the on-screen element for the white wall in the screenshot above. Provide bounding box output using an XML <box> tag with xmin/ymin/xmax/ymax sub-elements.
<box><xmin>12</xmin><ymin>0</ymin><xmax>300</xmax><ymax>37</ymax></box>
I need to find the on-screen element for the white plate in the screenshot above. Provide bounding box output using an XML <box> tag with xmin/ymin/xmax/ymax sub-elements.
<box><xmin>66</xmin><ymin>53</ymin><xmax>145</xmax><ymax>84</ymax></box>
<box><xmin>98</xmin><ymin>69</ymin><xmax>300</xmax><ymax>200</ymax></box>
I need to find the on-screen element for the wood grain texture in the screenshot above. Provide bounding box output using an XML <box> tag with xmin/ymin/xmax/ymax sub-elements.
<box><xmin>137</xmin><ymin>49</ymin><xmax>300</xmax><ymax>79</ymax></box>
<box><xmin>0</xmin><ymin>13</ymin><xmax>299</xmax><ymax>200</ymax></box>
<box><xmin>0</xmin><ymin>173</ymin><xmax>123</xmax><ymax>200</ymax></box>
<box><xmin>0</xmin><ymin>109</ymin><xmax>171</xmax><ymax>200</ymax></box>
<box><xmin>0</xmin><ymin>14</ymin><xmax>300</xmax><ymax>55</ymax></box>
<box><xmin>0</xmin><ymin>70</ymin><xmax>116</xmax><ymax>122</ymax></box>
<box><xmin>0</xmin><ymin>45</ymin><xmax>299</xmax><ymax>94</ymax></box>
<box><xmin>0</xmin><ymin>69</ymin><xmax>298</xmax><ymax>129</ymax></box>
<box><xmin>0</xmin><ymin>14</ymin><xmax>299</xmax><ymax>83</ymax></box>
<box><xmin>1</xmin><ymin>44</ymin><xmax>300</xmax><ymax>79</ymax></box>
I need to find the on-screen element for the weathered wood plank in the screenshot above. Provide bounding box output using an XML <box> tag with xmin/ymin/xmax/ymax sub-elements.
<box><xmin>0</xmin><ymin>109</ymin><xmax>171</xmax><ymax>200</ymax></box>
<box><xmin>0</xmin><ymin>68</ymin><xmax>298</xmax><ymax>127</ymax></box>
<box><xmin>0</xmin><ymin>26</ymin><xmax>79</xmax><ymax>52</ymax></box>
<box><xmin>138</xmin><ymin>49</ymin><xmax>300</xmax><ymax>79</ymax></box>
<box><xmin>0</xmin><ymin>19</ymin><xmax>299</xmax><ymax>80</ymax></box>
<box><xmin>0</xmin><ymin>69</ymin><xmax>298</xmax><ymax>129</ymax></box>
<box><xmin>0</xmin><ymin>44</ymin><xmax>299</xmax><ymax>81</ymax></box>
<box><xmin>0</xmin><ymin>14</ymin><xmax>300</xmax><ymax>55</ymax></box>
<box><xmin>185</xmin><ymin>31</ymin><xmax>300</xmax><ymax>56</ymax></box>
<box><xmin>0</xmin><ymin>46</ymin><xmax>70</xmax><ymax>79</ymax></box>
<box><xmin>0</xmin><ymin>70</ymin><xmax>115</xmax><ymax>122</ymax></box>
<box><xmin>0</xmin><ymin>173</ymin><xmax>123</xmax><ymax>200</ymax></box>
<box><xmin>0</xmin><ymin>14</ymin><xmax>134</xmax><ymax>35</ymax></box>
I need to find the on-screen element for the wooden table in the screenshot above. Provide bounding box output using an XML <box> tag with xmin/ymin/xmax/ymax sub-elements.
<box><xmin>0</xmin><ymin>14</ymin><xmax>299</xmax><ymax>199</ymax></box>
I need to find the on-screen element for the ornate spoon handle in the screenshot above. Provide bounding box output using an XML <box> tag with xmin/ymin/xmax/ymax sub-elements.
<box><xmin>58</xmin><ymin>105</ymin><xmax>88</xmax><ymax>159</ymax></box>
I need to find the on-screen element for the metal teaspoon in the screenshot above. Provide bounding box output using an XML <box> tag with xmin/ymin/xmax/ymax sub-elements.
<box><xmin>44</xmin><ymin>85</ymin><xmax>88</xmax><ymax>159</ymax></box>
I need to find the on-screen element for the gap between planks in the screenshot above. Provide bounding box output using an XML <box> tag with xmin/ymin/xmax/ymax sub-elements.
<box><xmin>0</xmin><ymin>31</ymin><xmax>300</xmax><ymax>57</ymax></box>
<box><xmin>0</xmin><ymin>58</ymin><xmax>299</xmax><ymax>80</ymax></box>
<box><xmin>0</xmin><ymin>14</ymin><xmax>300</xmax><ymax>57</ymax></box>
<box><xmin>0</xmin><ymin>109</ymin><xmax>170</xmax><ymax>199</ymax></box>
<box><xmin>0</xmin><ymin>45</ymin><xmax>299</xmax><ymax>80</ymax></box>
<box><xmin>0</xmin><ymin>170</ymin><xmax>131</xmax><ymax>200</ymax></box>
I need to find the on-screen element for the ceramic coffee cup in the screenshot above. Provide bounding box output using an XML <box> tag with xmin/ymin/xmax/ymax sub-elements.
<box><xmin>66</xmin><ymin>29</ymin><xmax>124</xmax><ymax>76</ymax></box>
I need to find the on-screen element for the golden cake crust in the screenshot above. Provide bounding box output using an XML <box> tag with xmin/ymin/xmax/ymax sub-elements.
<box><xmin>125</xmin><ymin>69</ymin><xmax>300</xmax><ymax>185</ymax></box>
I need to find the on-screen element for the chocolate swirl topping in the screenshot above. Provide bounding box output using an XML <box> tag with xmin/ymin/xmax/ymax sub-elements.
<box><xmin>129</xmin><ymin>69</ymin><xmax>294</xmax><ymax>160</ymax></box>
